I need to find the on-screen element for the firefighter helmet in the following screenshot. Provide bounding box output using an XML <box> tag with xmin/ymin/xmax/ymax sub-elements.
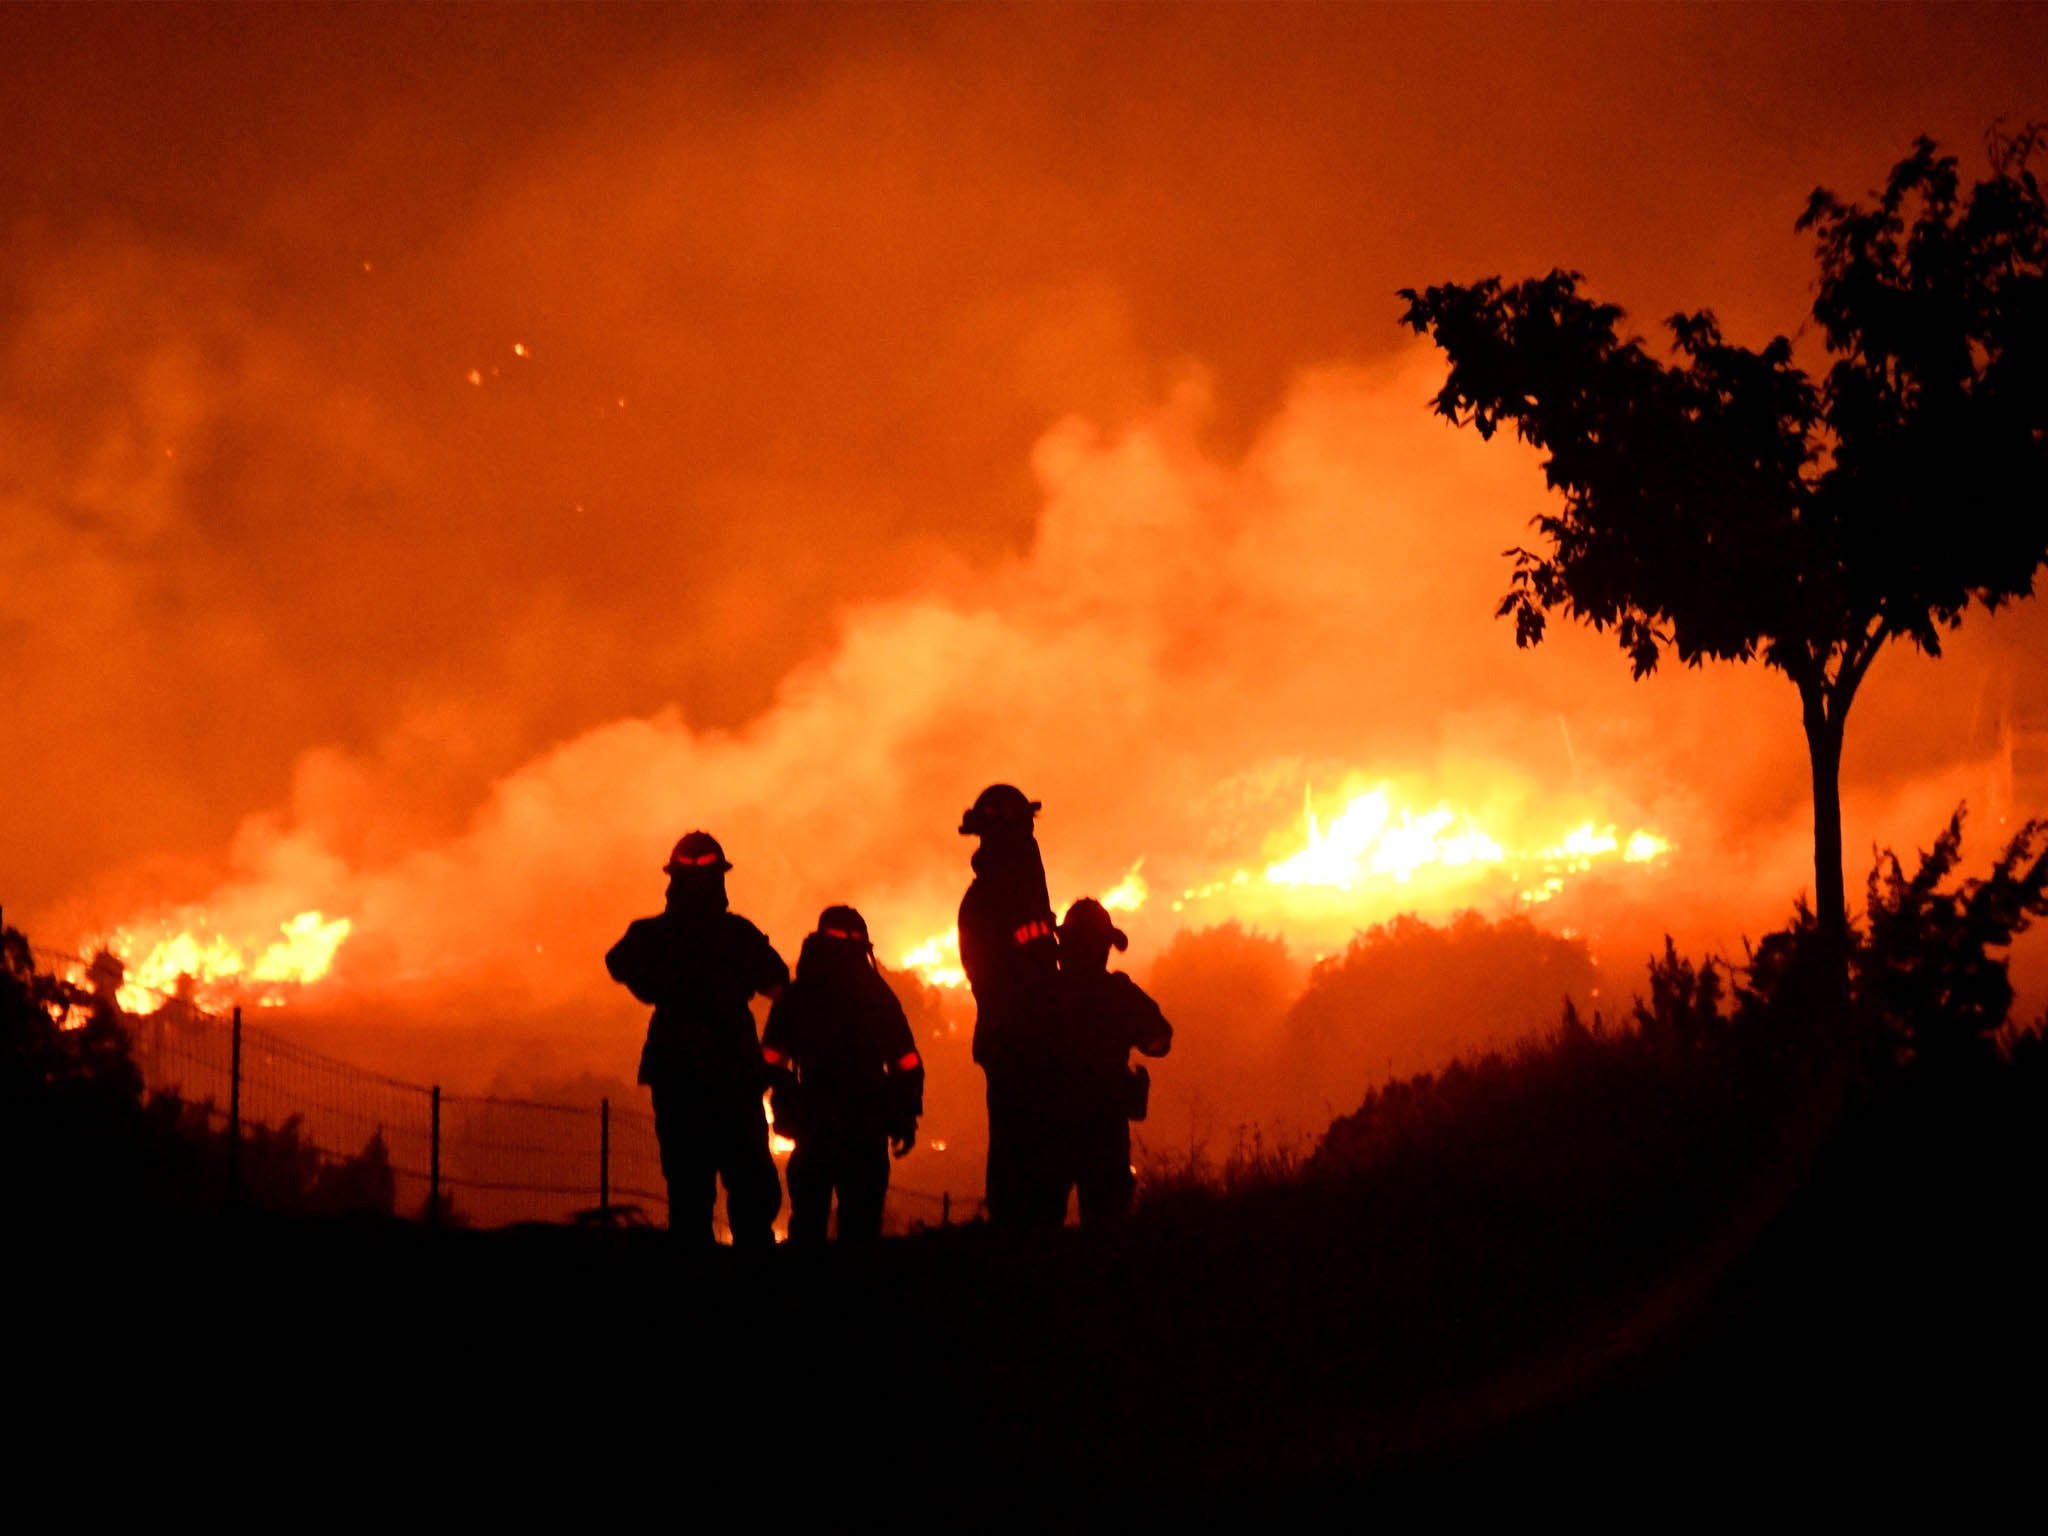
<box><xmin>664</xmin><ymin>830</ymin><xmax>732</xmax><ymax>874</ymax></box>
<box><xmin>816</xmin><ymin>904</ymin><xmax>871</xmax><ymax>948</ymax></box>
<box><xmin>1060</xmin><ymin>896</ymin><xmax>1128</xmax><ymax>951</ymax></box>
<box><xmin>959</xmin><ymin>782</ymin><xmax>1042</xmax><ymax>836</ymax></box>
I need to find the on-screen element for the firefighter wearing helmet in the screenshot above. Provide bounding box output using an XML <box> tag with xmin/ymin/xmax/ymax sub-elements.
<box><xmin>956</xmin><ymin>782</ymin><xmax>1064</xmax><ymax>1228</ymax></box>
<box><xmin>760</xmin><ymin>905</ymin><xmax>924</xmax><ymax>1243</ymax></box>
<box><xmin>605</xmin><ymin>830</ymin><xmax>789</xmax><ymax>1246</ymax></box>
<box><xmin>1050</xmin><ymin>896</ymin><xmax>1173</xmax><ymax>1225</ymax></box>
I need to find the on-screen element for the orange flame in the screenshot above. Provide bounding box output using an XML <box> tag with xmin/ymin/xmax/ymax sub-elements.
<box><xmin>1175</xmin><ymin>780</ymin><xmax>1672</xmax><ymax>926</ymax></box>
<box><xmin>88</xmin><ymin>910</ymin><xmax>352</xmax><ymax>1013</ymax></box>
<box><xmin>900</xmin><ymin>929</ymin><xmax>967</xmax><ymax>990</ymax></box>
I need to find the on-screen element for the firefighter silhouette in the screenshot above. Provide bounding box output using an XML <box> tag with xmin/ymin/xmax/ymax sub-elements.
<box><xmin>1051</xmin><ymin>897</ymin><xmax>1172</xmax><ymax>1225</ymax></box>
<box><xmin>605</xmin><ymin>831</ymin><xmax>788</xmax><ymax>1246</ymax></box>
<box><xmin>762</xmin><ymin>906</ymin><xmax>924</xmax><ymax>1244</ymax></box>
<box><xmin>956</xmin><ymin>782</ymin><xmax>1063</xmax><ymax>1228</ymax></box>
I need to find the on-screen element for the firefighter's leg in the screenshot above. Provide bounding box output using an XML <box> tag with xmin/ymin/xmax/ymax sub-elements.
<box><xmin>1008</xmin><ymin>1114</ymin><xmax>1072</xmax><ymax>1230</ymax></box>
<box><xmin>1076</xmin><ymin>1117</ymin><xmax>1135</xmax><ymax>1226</ymax></box>
<box><xmin>650</xmin><ymin>1081</ymin><xmax>717</xmax><ymax>1241</ymax></box>
<box><xmin>835</xmin><ymin>1137</ymin><xmax>891</xmax><ymax>1242</ymax></box>
<box><xmin>720</xmin><ymin>1096</ymin><xmax>783</xmax><ymax>1248</ymax></box>
<box><xmin>983</xmin><ymin>1069</ymin><xmax>1021</xmax><ymax>1225</ymax></box>
<box><xmin>785</xmin><ymin>1139</ymin><xmax>832</xmax><ymax>1245</ymax></box>
<box><xmin>991</xmin><ymin>1064</ymin><xmax>1063</xmax><ymax>1227</ymax></box>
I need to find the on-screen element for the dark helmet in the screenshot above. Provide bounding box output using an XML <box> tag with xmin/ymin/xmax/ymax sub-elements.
<box><xmin>1060</xmin><ymin>897</ymin><xmax>1128</xmax><ymax>952</ymax></box>
<box><xmin>959</xmin><ymin>783</ymin><xmax>1042</xmax><ymax>837</ymax></box>
<box><xmin>664</xmin><ymin>830</ymin><xmax>732</xmax><ymax>875</ymax></box>
<box><xmin>815</xmin><ymin>904</ymin><xmax>871</xmax><ymax>949</ymax></box>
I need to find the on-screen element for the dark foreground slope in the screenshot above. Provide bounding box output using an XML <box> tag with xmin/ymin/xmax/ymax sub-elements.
<box><xmin>16</xmin><ymin>846</ymin><xmax>2048</xmax><ymax>1510</ymax></box>
<box><xmin>23</xmin><ymin>1061</ymin><xmax>2043</xmax><ymax>1511</ymax></box>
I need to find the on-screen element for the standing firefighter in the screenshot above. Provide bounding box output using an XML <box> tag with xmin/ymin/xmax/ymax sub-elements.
<box><xmin>1053</xmin><ymin>897</ymin><xmax>1172</xmax><ymax>1225</ymax></box>
<box><xmin>605</xmin><ymin>831</ymin><xmax>788</xmax><ymax>1247</ymax></box>
<box><xmin>956</xmin><ymin>782</ymin><xmax>1062</xmax><ymax>1228</ymax></box>
<box><xmin>762</xmin><ymin>906</ymin><xmax>924</xmax><ymax>1244</ymax></box>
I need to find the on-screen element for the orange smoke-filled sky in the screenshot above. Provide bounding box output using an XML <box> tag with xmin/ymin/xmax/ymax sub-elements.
<box><xmin>4</xmin><ymin>4</ymin><xmax>2046</xmax><ymax>1038</ymax></box>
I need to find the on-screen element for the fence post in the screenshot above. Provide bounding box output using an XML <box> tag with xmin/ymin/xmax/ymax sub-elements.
<box><xmin>429</xmin><ymin>1084</ymin><xmax>442</xmax><ymax>1230</ymax></box>
<box><xmin>942</xmin><ymin>1191</ymin><xmax>950</xmax><ymax>1227</ymax></box>
<box><xmin>600</xmin><ymin>1097</ymin><xmax>611</xmax><ymax>1222</ymax></box>
<box><xmin>227</xmin><ymin>1006</ymin><xmax>243</xmax><ymax>1205</ymax></box>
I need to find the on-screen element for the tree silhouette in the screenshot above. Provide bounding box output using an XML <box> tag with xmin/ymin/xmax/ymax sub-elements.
<box><xmin>1399</xmin><ymin>129</ymin><xmax>2048</xmax><ymax>950</ymax></box>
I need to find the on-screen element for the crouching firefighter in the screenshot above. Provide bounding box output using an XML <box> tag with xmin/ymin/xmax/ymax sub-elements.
<box><xmin>761</xmin><ymin>906</ymin><xmax>924</xmax><ymax>1244</ymax></box>
<box><xmin>605</xmin><ymin>831</ymin><xmax>789</xmax><ymax>1246</ymax></box>
<box><xmin>957</xmin><ymin>782</ymin><xmax>1062</xmax><ymax>1229</ymax></box>
<box><xmin>1052</xmin><ymin>897</ymin><xmax>1172</xmax><ymax>1226</ymax></box>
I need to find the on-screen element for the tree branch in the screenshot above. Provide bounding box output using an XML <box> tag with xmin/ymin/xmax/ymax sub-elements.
<box><xmin>1829</xmin><ymin>615</ymin><xmax>1893</xmax><ymax>725</ymax></box>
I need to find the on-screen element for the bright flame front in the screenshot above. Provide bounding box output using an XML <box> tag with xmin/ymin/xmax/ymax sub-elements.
<box><xmin>86</xmin><ymin>910</ymin><xmax>352</xmax><ymax>1013</ymax></box>
<box><xmin>1264</xmin><ymin>786</ymin><xmax>1506</xmax><ymax>888</ymax></box>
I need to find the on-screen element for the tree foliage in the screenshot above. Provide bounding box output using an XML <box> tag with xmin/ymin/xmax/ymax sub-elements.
<box><xmin>1399</xmin><ymin>127</ymin><xmax>2045</xmax><ymax>689</ymax></box>
<box><xmin>1399</xmin><ymin>130</ymin><xmax>2048</xmax><ymax>932</ymax></box>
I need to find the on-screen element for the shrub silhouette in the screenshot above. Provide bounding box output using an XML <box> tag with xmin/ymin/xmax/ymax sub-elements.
<box><xmin>1291</xmin><ymin>813</ymin><xmax>2044</xmax><ymax>1225</ymax></box>
<box><xmin>1286</xmin><ymin>909</ymin><xmax>1597</xmax><ymax>1101</ymax></box>
<box><xmin>1859</xmin><ymin>814</ymin><xmax>2048</xmax><ymax>1074</ymax></box>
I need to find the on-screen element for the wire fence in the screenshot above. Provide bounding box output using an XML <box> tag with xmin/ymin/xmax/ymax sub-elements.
<box><xmin>31</xmin><ymin>945</ymin><xmax>968</xmax><ymax>1233</ymax></box>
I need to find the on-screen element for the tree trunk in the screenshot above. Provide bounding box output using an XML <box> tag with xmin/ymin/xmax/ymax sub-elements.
<box><xmin>1803</xmin><ymin>710</ymin><xmax>1848</xmax><ymax>946</ymax></box>
<box><xmin>1802</xmin><ymin>704</ymin><xmax>1851</xmax><ymax>1028</ymax></box>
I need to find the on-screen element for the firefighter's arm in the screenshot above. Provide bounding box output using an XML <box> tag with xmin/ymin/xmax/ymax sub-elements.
<box><xmin>1120</xmin><ymin>975</ymin><xmax>1174</xmax><ymax>1057</ymax></box>
<box><xmin>881</xmin><ymin>990</ymin><xmax>924</xmax><ymax>1157</ymax></box>
<box><xmin>761</xmin><ymin>992</ymin><xmax>795</xmax><ymax>1075</ymax></box>
<box><xmin>604</xmin><ymin>923</ymin><xmax>662</xmax><ymax>1005</ymax></box>
<box><xmin>761</xmin><ymin>994</ymin><xmax>801</xmax><ymax>1130</ymax></box>
<box><xmin>750</xmin><ymin>924</ymin><xmax>791</xmax><ymax>1002</ymax></box>
<box><xmin>886</xmin><ymin>1061</ymin><xmax>925</xmax><ymax>1156</ymax></box>
<box><xmin>957</xmin><ymin>914</ymin><xmax>991</xmax><ymax>995</ymax></box>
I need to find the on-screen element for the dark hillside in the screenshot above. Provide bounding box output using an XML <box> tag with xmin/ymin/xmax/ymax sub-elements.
<box><xmin>13</xmin><ymin>822</ymin><xmax>2048</xmax><ymax>1501</ymax></box>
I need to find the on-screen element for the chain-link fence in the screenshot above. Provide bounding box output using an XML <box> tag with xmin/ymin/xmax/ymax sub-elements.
<box><xmin>32</xmin><ymin>945</ymin><xmax>967</xmax><ymax>1233</ymax></box>
<box><xmin>33</xmin><ymin>945</ymin><xmax>662</xmax><ymax>1227</ymax></box>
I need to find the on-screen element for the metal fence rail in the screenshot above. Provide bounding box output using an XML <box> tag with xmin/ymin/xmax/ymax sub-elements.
<box><xmin>30</xmin><ymin>945</ymin><xmax>966</xmax><ymax>1233</ymax></box>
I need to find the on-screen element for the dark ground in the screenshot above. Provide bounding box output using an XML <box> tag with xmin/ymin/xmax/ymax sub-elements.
<box><xmin>25</xmin><ymin>1077</ymin><xmax>2043</xmax><ymax>1515</ymax></box>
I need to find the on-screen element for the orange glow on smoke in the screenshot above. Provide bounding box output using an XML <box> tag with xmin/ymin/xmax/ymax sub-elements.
<box><xmin>7</xmin><ymin>6</ymin><xmax>2042</xmax><ymax>1121</ymax></box>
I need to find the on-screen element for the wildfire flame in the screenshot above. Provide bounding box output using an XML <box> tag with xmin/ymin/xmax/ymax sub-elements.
<box><xmin>1265</xmin><ymin>786</ymin><xmax>1504</xmax><ymax>888</ymax></box>
<box><xmin>87</xmin><ymin>910</ymin><xmax>352</xmax><ymax>1013</ymax></box>
<box><xmin>1169</xmin><ymin>779</ymin><xmax>1672</xmax><ymax>927</ymax></box>
<box><xmin>1259</xmin><ymin>783</ymin><xmax>1667</xmax><ymax>903</ymax></box>
<box><xmin>1101</xmin><ymin>859</ymin><xmax>1148</xmax><ymax>912</ymax></box>
<box><xmin>73</xmin><ymin>786</ymin><xmax>1670</xmax><ymax>1005</ymax></box>
<box><xmin>899</xmin><ymin>930</ymin><xmax>967</xmax><ymax>989</ymax></box>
